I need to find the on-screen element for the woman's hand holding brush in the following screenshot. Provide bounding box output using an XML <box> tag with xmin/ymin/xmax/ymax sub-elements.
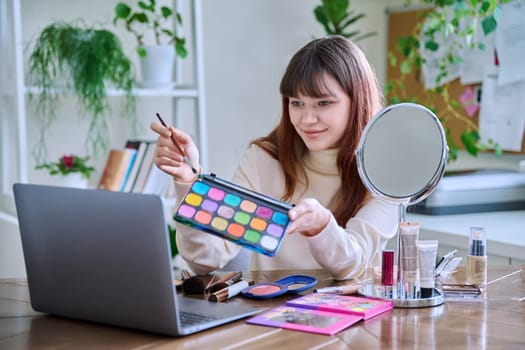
<box><xmin>151</xmin><ymin>113</ymin><xmax>200</xmax><ymax>183</ymax></box>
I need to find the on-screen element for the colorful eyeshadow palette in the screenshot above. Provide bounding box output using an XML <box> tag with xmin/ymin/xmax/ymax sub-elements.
<box><xmin>174</xmin><ymin>173</ymin><xmax>294</xmax><ymax>256</ymax></box>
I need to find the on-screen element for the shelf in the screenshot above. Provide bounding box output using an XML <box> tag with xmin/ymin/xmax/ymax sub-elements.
<box><xmin>25</xmin><ymin>85</ymin><xmax>199</xmax><ymax>98</ymax></box>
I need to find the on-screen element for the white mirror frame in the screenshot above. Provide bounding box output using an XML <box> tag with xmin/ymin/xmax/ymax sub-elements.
<box><xmin>356</xmin><ymin>103</ymin><xmax>448</xmax><ymax>207</ymax></box>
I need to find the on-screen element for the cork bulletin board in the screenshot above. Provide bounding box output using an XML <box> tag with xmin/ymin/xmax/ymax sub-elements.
<box><xmin>385</xmin><ymin>7</ymin><xmax>525</xmax><ymax>155</ymax></box>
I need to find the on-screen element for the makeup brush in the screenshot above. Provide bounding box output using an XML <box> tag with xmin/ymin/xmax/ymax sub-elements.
<box><xmin>155</xmin><ymin>113</ymin><xmax>197</xmax><ymax>174</ymax></box>
<box><xmin>206</xmin><ymin>271</ymin><xmax>243</xmax><ymax>294</ymax></box>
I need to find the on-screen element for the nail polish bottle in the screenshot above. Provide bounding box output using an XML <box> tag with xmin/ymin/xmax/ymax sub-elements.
<box><xmin>466</xmin><ymin>227</ymin><xmax>487</xmax><ymax>288</ymax></box>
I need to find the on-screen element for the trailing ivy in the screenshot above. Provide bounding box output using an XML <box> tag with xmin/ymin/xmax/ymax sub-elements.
<box><xmin>388</xmin><ymin>0</ymin><xmax>510</xmax><ymax>160</ymax></box>
<box><xmin>27</xmin><ymin>21</ymin><xmax>137</xmax><ymax>162</ymax></box>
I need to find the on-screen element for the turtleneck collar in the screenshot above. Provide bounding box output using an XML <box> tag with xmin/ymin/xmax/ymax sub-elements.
<box><xmin>303</xmin><ymin>148</ymin><xmax>339</xmax><ymax>176</ymax></box>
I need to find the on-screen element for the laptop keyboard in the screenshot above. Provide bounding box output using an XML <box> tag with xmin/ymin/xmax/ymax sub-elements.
<box><xmin>179</xmin><ymin>311</ymin><xmax>219</xmax><ymax>327</ymax></box>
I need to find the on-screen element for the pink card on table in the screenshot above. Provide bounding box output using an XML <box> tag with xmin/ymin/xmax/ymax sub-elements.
<box><xmin>246</xmin><ymin>305</ymin><xmax>363</xmax><ymax>336</ymax></box>
<box><xmin>285</xmin><ymin>293</ymin><xmax>393</xmax><ymax>320</ymax></box>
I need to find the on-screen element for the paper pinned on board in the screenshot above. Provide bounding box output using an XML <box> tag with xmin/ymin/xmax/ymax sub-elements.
<box><xmin>459</xmin><ymin>22</ymin><xmax>496</xmax><ymax>85</ymax></box>
<box><xmin>495</xmin><ymin>0</ymin><xmax>525</xmax><ymax>86</ymax></box>
<box><xmin>478</xmin><ymin>66</ymin><xmax>525</xmax><ymax>151</ymax></box>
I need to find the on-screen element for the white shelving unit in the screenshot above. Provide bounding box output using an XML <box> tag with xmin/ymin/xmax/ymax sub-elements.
<box><xmin>1</xmin><ymin>0</ymin><xmax>208</xmax><ymax>206</ymax></box>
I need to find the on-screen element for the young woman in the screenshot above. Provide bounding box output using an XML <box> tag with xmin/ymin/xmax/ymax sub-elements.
<box><xmin>151</xmin><ymin>36</ymin><xmax>398</xmax><ymax>280</ymax></box>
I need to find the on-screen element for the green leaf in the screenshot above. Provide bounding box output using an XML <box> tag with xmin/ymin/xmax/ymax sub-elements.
<box><xmin>400</xmin><ymin>60</ymin><xmax>412</xmax><ymax>74</ymax></box>
<box><xmin>494</xmin><ymin>143</ymin><xmax>503</xmax><ymax>156</ymax></box>
<box><xmin>133</xmin><ymin>12</ymin><xmax>148</xmax><ymax>24</ymax></box>
<box><xmin>480</xmin><ymin>1</ymin><xmax>491</xmax><ymax>14</ymax></box>
<box><xmin>447</xmin><ymin>145</ymin><xmax>458</xmax><ymax>162</ymax></box>
<box><xmin>481</xmin><ymin>15</ymin><xmax>498</xmax><ymax>35</ymax></box>
<box><xmin>175</xmin><ymin>38</ymin><xmax>188</xmax><ymax>58</ymax></box>
<box><xmin>160</xmin><ymin>6</ymin><xmax>172</xmax><ymax>19</ymax></box>
<box><xmin>425</xmin><ymin>40</ymin><xmax>439</xmax><ymax>51</ymax></box>
<box><xmin>115</xmin><ymin>3</ymin><xmax>131</xmax><ymax>19</ymax></box>
<box><xmin>137</xmin><ymin>46</ymin><xmax>147</xmax><ymax>57</ymax></box>
<box><xmin>339</xmin><ymin>13</ymin><xmax>366</xmax><ymax>30</ymax></box>
<box><xmin>138</xmin><ymin>1</ymin><xmax>151</xmax><ymax>11</ymax></box>
<box><xmin>168</xmin><ymin>224</ymin><xmax>178</xmax><ymax>257</ymax></box>
<box><xmin>326</xmin><ymin>0</ymin><xmax>349</xmax><ymax>26</ymax></box>
<box><xmin>461</xmin><ymin>131</ymin><xmax>480</xmax><ymax>156</ymax></box>
<box><xmin>384</xmin><ymin>82</ymin><xmax>392</xmax><ymax>92</ymax></box>
<box><xmin>314</xmin><ymin>6</ymin><xmax>332</xmax><ymax>33</ymax></box>
<box><xmin>389</xmin><ymin>96</ymin><xmax>401</xmax><ymax>105</ymax></box>
<box><xmin>388</xmin><ymin>52</ymin><xmax>397</xmax><ymax>67</ymax></box>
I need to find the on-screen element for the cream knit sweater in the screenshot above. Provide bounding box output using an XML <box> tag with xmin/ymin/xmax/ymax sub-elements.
<box><xmin>174</xmin><ymin>145</ymin><xmax>398</xmax><ymax>280</ymax></box>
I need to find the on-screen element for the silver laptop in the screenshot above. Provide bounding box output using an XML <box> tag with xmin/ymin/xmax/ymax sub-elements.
<box><xmin>13</xmin><ymin>183</ymin><xmax>260</xmax><ymax>336</ymax></box>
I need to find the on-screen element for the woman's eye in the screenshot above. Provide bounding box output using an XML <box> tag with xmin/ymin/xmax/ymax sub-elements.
<box><xmin>290</xmin><ymin>101</ymin><xmax>303</xmax><ymax>107</ymax></box>
<box><xmin>318</xmin><ymin>100</ymin><xmax>332</xmax><ymax>106</ymax></box>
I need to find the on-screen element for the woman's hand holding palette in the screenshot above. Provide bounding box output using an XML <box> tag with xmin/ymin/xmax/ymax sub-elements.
<box><xmin>174</xmin><ymin>173</ymin><xmax>294</xmax><ymax>256</ymax></box>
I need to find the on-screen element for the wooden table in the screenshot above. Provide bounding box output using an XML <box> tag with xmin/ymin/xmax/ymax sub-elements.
<box><xmin>1</xmin><ymin>266</ymin><xmax>524</xmax><ymax>349</ymax></box>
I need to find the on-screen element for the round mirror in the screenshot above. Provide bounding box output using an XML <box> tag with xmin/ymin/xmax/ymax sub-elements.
<box><xmin>356</xmin><ymin>103</ymin><xmax>448</xmax><ymax>206</ymax></box>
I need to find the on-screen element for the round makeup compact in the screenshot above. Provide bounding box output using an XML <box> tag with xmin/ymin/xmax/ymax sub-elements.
<box><xmin>241</xmin><ymin>275</ymin><xmax>317</xmax><ymax>299</ymax></box>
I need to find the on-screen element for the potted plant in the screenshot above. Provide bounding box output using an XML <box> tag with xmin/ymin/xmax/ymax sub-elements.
<box><xmin>27</xmin><ymin>21</ymin><xmax>137</xmax><ymax>163</ymax></box>
<box><xmin>113</xmin><ymin>0</ymin><xmax>188</xmax><ymax>88</ymax></box>
<box><xmin>35</xmin><ymin>154</ymin><xmax>96</xmax><ymax>188</ymax></box>
<box><xmin>313</xmin><ymin>0</ymin><xmax>377</xmax><ymax>41</ymax></box>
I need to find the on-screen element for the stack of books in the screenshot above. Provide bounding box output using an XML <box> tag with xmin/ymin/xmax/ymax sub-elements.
<box><xmin>97</xmin><ymin>140</ymin><xmax>173</xmax><ymax>196</ymax></box>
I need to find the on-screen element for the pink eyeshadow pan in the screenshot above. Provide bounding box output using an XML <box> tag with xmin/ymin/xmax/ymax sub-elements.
<box><xmin>208</xmin><ymin>187</ymin><xmax>225</xmax><ymax>201</ymax></box>
<box><xmin>178</xmin><ymin>204</ymin><xmax>196</xmax><ymax>218</ymax></box>
<box><xmin>256</xmin><ymin>206</ymin><xmax>273</xmax><ymax>219</ymax></box>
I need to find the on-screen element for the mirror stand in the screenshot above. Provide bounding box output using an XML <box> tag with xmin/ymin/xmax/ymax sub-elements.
<box><xmin>359</xmin><ymin>203</ymin><xmax>445</xmax><ymax>308</ymax></box>
<box><xmin>355</xmin><ymin>103</ymin><xmax>448</xmax><ymax>308</ymax></box>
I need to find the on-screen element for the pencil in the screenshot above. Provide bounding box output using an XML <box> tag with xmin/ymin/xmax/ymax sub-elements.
<box><xmin>155</xmin><ymin>113</ymin><xmax>197</xmax><ymax>174</ymax></box>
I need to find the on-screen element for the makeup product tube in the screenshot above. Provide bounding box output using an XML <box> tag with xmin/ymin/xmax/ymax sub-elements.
<box><xmin>381</xmin><ymin>250</ymin><xmax>394</xmax><ymax>286</ymax></box>
<box><xmin>467</xmin><ymin>227</ymin><xmax>487</xmax><ymax>288</ymax></box>
<box><xmin>416</xmin><ymin>240</ymin><xmax>438</xmax><ymax>298</ymax></box>
<box><xmin>399</xmin><ymin>222</ymin><xmax>420</xmax><ymax>298</ymax></box>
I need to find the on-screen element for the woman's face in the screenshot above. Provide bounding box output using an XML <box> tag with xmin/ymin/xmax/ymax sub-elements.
<box><xmin>288</xmin><ymin>74</ymin><xmax>350</xmax><ymax>152</ymax></box>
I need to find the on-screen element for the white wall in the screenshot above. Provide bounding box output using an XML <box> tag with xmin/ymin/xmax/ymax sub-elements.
<box><xmin>1</xmin><ymin>0</ymin><xmax>393</xmax><ymax>277</ymax></box>
<box><xmin>202</xmin><ymin>0</ymin><xmax>391</xmax><ymax>178</ymax></box>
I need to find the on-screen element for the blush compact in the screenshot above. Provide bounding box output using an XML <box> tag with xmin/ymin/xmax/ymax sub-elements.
<box><xmin>241</xmin><ymin>275</ymin><xmax>317</xmax><ymax>299</ymax></box>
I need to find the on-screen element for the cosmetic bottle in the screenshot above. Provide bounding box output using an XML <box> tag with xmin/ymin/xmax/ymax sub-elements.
<box><xmin>466</xmin><ymin>227</ymin><xmax>487</xmax><ymax>288</ymax></box>
<box><xmin>381</xmin><ymin>250</ymin><xmax>394</xmax><ymax>286</ymax></box>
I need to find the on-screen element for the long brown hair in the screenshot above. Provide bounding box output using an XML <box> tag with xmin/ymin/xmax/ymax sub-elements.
<box><xmin>252</xmin><ymin>36</ymin><xmax>383</xmax><ymax>225</ymax></box>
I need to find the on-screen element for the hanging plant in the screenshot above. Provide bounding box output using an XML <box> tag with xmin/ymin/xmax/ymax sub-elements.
<box><xmin>27</xmin><ymin>21</ymin><xmax>137</xmax><ymax>163</ymax></box>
